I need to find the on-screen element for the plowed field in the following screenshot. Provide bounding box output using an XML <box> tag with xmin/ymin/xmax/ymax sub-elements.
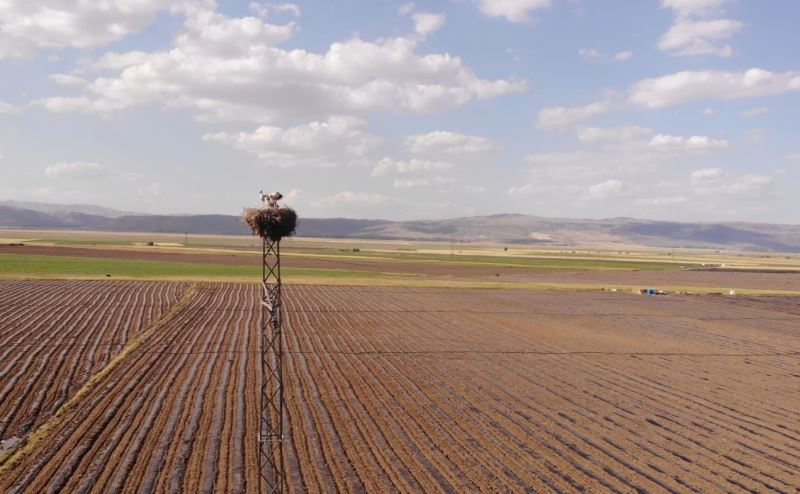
<box><xmin>0</xmin><ymin>280</ymin><xmax>188</xmax><ymax>445</ymax></box>
<box><xmin>1</xmin><ymin>282</ymin><xmax>799</xmax><ymax>493</ymax></box>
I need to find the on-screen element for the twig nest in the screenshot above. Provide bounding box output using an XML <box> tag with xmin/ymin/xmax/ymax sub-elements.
<box><xmin>242</xmin><ymin>207</ymin><xmax>297</xmax><ymax>241</ymax></box>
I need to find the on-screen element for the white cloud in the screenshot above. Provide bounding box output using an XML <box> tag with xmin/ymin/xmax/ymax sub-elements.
<box><xmin>249</xmin><ymin>3</ymin><xmax>301</xmax><ymax>18</ymax></box>
<box><xmin>393</xmin><ymin>176</ymin><xmax>456</xmax><ymax>189</ymax></box>
<box><xmin>659</xmin><ymin>19</ymin><xmax>742</xmax><ymax>57</ymax></box>
<box><xmin>629</xmin><ymin>69</ymin><xmax>800</xmax><ymax>109</ymax></box>
<box><xmin>690</xmin><ymin>167</ymin><xmax>774</xmax><ymax>197</ymax></box>
<box><xmin>478</xmin><ymin>0</ymin><xmax>552</xmax><ymax>23</ymax></box>
<box><xmin>746</xmin><ymin>129</ymin><xmax>765</xmax><ymax>143</ymax></box>
<box><xmin>702</xmin><ymin>107</ymin><xmax>717</xmax><ymax>116</ymax></box>
<box><xmin>203</xmin><ymin>116</ymin><xmax>382</xmax><ymax>167</ymax></box>
<box><xmin>722</xmin><ymin>174</ymin><xmax>772</xmax><ymax>195</ymax></box>
<box><xmin>274</xmin><ymin>3</ymin><xmax>301</xmax><ymax>16</ymax></box>
<box><xmin>577</xmin><ymin>126</ymin><xmax>653</xmax><ymax>144</ymax></box>
<box><xmin>579</xmin><ymin>49</ymin><xmax>633</xmax><ymax>63</ymax></box>
<box><xmin>413</xmin><ymin>12</ymin><xmax>446</xmax><ymax>36</ymax></box>
<box><xmin>661</xmin><ymin>0</ymin><xmax>727</xmax><ymax>18</ymax></box>
<box><xmin>649</xmin><ymin>134</ymin><xmax>730</xmax><ymax>152</ymax></box>
<box><xmin>741</xmin><ymin>106</ymin><xmax>768</xmax><ymax>117</ymax></box>
<box><xmin>372</xmin><ymin>157</ymin><xmax>453</xmax><ymax>177</ymax></box>
<box><xmin>91</xmin><ymin>51</ymin><xmax>150</xmax><ymax>70</ymax></box>
<box><xmin>614</xmin><ymin>51</ymin><xmax>633</xmax><ymax>61</ymax></box>
<box><xmin>406</xmin><ymin>131</ymin><xmax>494</xmax><ymax>154</ymax></box>
<box><xmin>0</xmin><ymin>0</ymin><xmax>171</xmax><ymax>59</ymax></box>
<box><xmin>589</xmin><ymin>179</ymin><xmax>625</xmax><ymax>199</ymax></box>
<box><xmin>660</xmin><ymin>1</ymin><xmax>741</xmax><ymax>57</ymax></box>
<box><xmin>398</xmin><ymin>3</ymin><xmax>415</xmax><ymax>16</ymax></box>
<box><xmin>507</xmin><ymin>184</ymin><xmax>534</xmax><ymax>196</ymax></box>
<box><xmin>536</xmin><ymin>100</ymin><xmax>614</xmax><ymax>131</ymax></box>
<box><xmin>788</xmin><ymin>154</ymin><xmax>800</xmax><ymax>164</ymax></box>
<box><xmin>35</xmin><ymin>5</ymin><xmax>525</xmax><ymax>123</ymax></box>
<box><xmin>139</xmin><ymin>181</ymin><xmax>165</xmax><ymax>198</ymax></box>
<box><xmin>634</xmin><ymin>195</ymin><xmax>688</xmax><ymax>206</ymax></box>
<box><xmin>49</xmin><ymin>74</ymin><xmax>85</xmax><ymax>85</ymax></box>
<box><xmin>690</xmin><ymin>167</ymin><xmax>723</xmax><ymax>183</ymax></box>
<box><xmin>44</xmin><ymin>161</ymin><xmax>104</xmax><ymax>178</ymax></box>
<box><xmin>0</xmin><ymin>101</ymin><xmax>20</xmax><ymax>114</ymax></box>
<box><xmin>578</xmin><ymin>48</ymin><xmax>602</xmax><ymax>62</ymax></box>
<box><xmin>283</xmin><ymin>188</ymin><xmax>301</xmax><ymax>203</ymax></box>
<box><xmin>319</xmin><ymin>191</ymin><xmax>389</xmax><ymax>206</ymax></box>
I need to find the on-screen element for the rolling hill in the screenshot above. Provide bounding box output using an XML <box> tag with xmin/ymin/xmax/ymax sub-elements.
<box><xmin>1</xmin><ymin>203</ymin><xmax>799</xmax><ymax>252</ymax></box>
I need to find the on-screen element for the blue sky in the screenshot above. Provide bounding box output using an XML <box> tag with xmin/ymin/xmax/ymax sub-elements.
<box><xmin>0</xmin><ymin>0</ymin><xmax>798</xmax><ymax>222</ymax></box>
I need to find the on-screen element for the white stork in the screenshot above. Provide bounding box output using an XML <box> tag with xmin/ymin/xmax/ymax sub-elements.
<box><xmin>259</xmin><ymin>190</ymin><xmax>283</xmax><ymax>208</ymax></box>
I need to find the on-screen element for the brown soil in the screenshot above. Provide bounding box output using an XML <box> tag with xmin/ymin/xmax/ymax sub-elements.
<box><xmin>0</xmin><ymin>280</ymin><xmax>187</xmax><ymax>442</ymax></box>
<box><xmin>1</xmin><ymin>282</ymin><xmax>799</xmax><ymax>492</ymax></box>
<box><xmin>3</xmin><ymin>244</ymin><xmax>800</xmax><ymax>291</ymax></box>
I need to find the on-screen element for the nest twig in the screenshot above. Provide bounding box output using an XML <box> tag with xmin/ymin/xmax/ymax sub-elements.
<box><xmin>242</xmin><ymin>207</ymin><xmax>297</xmax><ymax>241</ymax></box>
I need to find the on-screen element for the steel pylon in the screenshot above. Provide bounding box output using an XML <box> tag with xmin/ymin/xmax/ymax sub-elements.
<box><xmin>259</xmin><ymin>235</ymin><xmax>286</xmax><ymax>494</ymax></box>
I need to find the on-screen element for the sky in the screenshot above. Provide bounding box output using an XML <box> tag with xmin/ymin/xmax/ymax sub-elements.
<box><xmin>0</xmin><ymin>0</ymin><xmax>798</xmax><ymax>223</ymax></box>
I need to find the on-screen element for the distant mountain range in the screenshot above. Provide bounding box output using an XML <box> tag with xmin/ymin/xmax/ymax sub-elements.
<box><xmin>1</xmin><ymin>201</ymin><xmax>799</xmax><ymax>252</ymax></box>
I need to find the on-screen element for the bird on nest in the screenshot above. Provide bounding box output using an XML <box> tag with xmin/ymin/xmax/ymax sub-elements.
<box><xmin>259</xmin><ymin>190</ymin><xmax>283</xmax><ymax>208</ymax></box>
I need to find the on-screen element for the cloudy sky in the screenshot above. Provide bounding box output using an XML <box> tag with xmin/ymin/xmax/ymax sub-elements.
<box><xmin>1</xmin><ymin>0</ymin><xmax>798</xmax><ymax>222</ymax></box>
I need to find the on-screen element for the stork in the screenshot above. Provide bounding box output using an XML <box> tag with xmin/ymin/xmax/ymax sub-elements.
<box><xmin>259</xmin><ymin>190</ymin><xmax>283</xmax><ymax>208</ymax></box>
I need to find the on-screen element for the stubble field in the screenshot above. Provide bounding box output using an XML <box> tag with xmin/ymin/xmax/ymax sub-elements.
<box><xmin>1</xmin><ymin>280</ymin><xmax>798</xmax><ymax>493</ymax></box>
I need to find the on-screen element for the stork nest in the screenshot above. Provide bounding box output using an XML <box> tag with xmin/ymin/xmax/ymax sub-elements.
<box><xmin>242</xmin><ymin>207</ymin><xmax>297</xmax><ymax>241</ymax></box>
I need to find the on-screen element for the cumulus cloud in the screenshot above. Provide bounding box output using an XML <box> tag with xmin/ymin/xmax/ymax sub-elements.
<box><xmin>319</xmin><ymin>191</ymin><xmax>389</xmax><ymax>206</ymax></box>
<box><xmin>579</xmin><ymin>49</ymin><xmax>632</xmax><ymax>63</ymax></box>
<box><xmin>577</xmin><ymin>126</ymin><xmax>653</xmax><ymax>144</ymax></box>
<box><xmin>648</xmin><ymin>134</ymin><xmax>730</xmax><ymax>152</ymax></box>
<box><xmin>413</xmin><ymin>12</ymin><xmax>446</xmax><ymax>36</ymax></box>
<box><xmin>249</xmin><ymin>3</ymin><xmax>301</xmax><ymax>18</ymax></box>
<box><xmin>44</xmin><ymin>161</ymin><xmax>104</xmax><ymax>178</ymax></box>
<box><xmin>0</xmin><ymin>0</ymin><xmax>171</xmax><ymax>58</ymax></box>
<box><xmin>690</xmin><ymin>167</ymin><xmax>773</xmax><ymax>196</ymax></box>
<box><xmin>535</xmin><ymin>100</ymin><xmax>615</xmax><ymax>131</ymax></box>
<box><xmin>35</xmin><ymin>5</ymin><xmax>525</xmax><ymax>122</ymax></box>
<box><xmin>393</xmin><ymin>176</ymin><xmax>457</xmax><ymax>190</ymax></box>
<box><xmin>578</xmin><ymin>48</ymin><xmax>602</xmax><ymax>62</ymax></box>
<box><xmin>614</xmin><ymin>51</ymin><xmax>633</xmax><ymax>61</ymax></box>
<box><xmin>406</xmin><ymin>131</ymin><xmax>494</xmax><ymax>154</ymax></box>
<box><xmin>49</xmin><ymin>74</ymin><xmax>85</xmax><ymax>85</ymax></box>
<box><xmin>478</xmin><ymin>0</ymin><xmax>552</xmax><ymax>23</ymax></box>
<box><xmin>659</xmin><ymin>19</ymin><xmax>742</xmax><ymax>57</ymax></box>
<box><xmin>372</xmin><ymin>157</ymin><xmax>453</xmax><ymax>177</ymax></box>
<box><xmin>690</xmin><ymin>167</ymin><xmax>724</xmax><ymax>183</ymax></box>
<box><xmin>659</xmin><ymin>0</ymin><xmax>741</xmax><ymax>57</ymax></box>
<box><xmin>203</xmin><ymin>116</ymin><xmax>382</xmax><ymax>167</ymax></box>
<box><xmin>746</xmin><ymin>129</ymin><xmax>765</xmax><ymax>143</ymax></box>
<box><xmin>634</xmin><ymin>196</ymin><xmax>688</xmax><ymax>206</ymax></box>
<box><xmin>0</xmin><ymin>101</ymin><xmax>20</xmax><ymax>114</ymax></box>
<box><xmin>588</xmin><ymin>179</ymin><xmax>625</xmax><ymax>199</ymax></box>
<box><xmin>629</xmin><ymin>69</ymin><xmax>800</xmax><ymax>109</ymax></box>
<box><xmin>741</xmin><ymin>106</ymin><xmax>768</xmax><ymax>117</ymax></box>
<box><xmin>661</xmin><ymin>0</ymin><xmax>727</xmax><ymax>18</ymax></box>
<box><xmin>91</xmin><ymin>51</ymin><xmax>150</xmax><ymax>70</ymax></box>
<box><xmin>398</xmin><ymin>3</ymin><xmax>415</xmax><ymax>16</ymax></box>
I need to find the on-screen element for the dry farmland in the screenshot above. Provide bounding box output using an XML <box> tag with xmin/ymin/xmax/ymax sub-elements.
<box><xmin>1</xmin><ymin>281</ymin><xmax>799</xmax><ymax>493</ymax></box>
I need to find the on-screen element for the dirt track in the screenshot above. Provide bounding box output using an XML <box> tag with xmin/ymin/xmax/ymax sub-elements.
<box><xmin>1</xmin><ymin>282</ymin><xmax>799</xmax><ymax>492</ymax></box>
<box><xmin>3</xmin><ymin>244</ymin><xmax>800</xmax><ymax>291</ymax></box>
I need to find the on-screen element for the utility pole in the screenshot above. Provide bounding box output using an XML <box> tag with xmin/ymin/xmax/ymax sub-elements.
<box><xmin>260</xmin><ymin>231</ymin><xmax>286</xmax><ymax>493</ymax></box>
<box><xmin>251</xmin><ymin>190</ymin><xmax>293</xmax><ymax>494</ymax></box>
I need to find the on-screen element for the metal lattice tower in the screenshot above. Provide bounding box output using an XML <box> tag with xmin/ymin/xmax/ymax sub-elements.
<box><xmin>259</xmin><ymin>233</ymin><xmax>286</xmax><ymax>494</ymax></box>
